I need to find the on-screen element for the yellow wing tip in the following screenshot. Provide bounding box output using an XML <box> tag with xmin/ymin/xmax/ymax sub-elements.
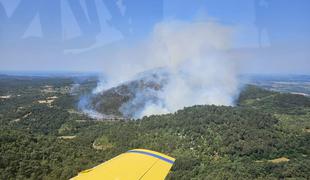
<box><xmin>71</xmin><ymin>149</ymin><xmax>176</xmax><ymax>180</ymax></box>
<box><xmin>128</xmin><ymin>149</ymin><xmax>176</xmax><ymax>163</ymax></box>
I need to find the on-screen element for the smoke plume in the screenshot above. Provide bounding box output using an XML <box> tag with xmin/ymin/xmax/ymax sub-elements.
<box><xmin>88</xmin><ymin>19</ymin><xmax>241</xmax><ymax>119</ymax></box>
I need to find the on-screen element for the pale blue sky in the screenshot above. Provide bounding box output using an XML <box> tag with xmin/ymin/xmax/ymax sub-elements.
<box><xmin>0</xmin><ymin>0</ymin><xmax>309</xmax><ymax>74</ymax></box>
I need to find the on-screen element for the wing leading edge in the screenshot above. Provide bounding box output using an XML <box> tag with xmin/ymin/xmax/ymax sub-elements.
<box><xmin>70</xmin><ymin>149</ymin><xmax>175</xmax><ymax>180</ymax></box>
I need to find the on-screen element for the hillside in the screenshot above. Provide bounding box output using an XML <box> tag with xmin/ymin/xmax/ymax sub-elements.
<box><xmin>89</xmin><ymin>69</ymin><xmax>168</xmax><ymax>118</ymax></box>
<box><xmin>0</xmin><ymin>76</ymin><xmax>309</xmax><ymax>179</ymax></box>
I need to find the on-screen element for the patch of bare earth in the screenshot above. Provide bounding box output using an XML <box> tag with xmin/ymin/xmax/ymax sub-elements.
<box><xmin>23</xmin><ymin>112</ymin><xmax>32</xmax><ymax>118</ymax></box>
<box><xmin>41</xmin><ymin>85</ymin><xmax>56</xmax><ymax>93</ymax></box>
<box><xmin>0</xmin><ymin>95</ymin><xmax>11</xmax><ymax>99</ymax></box>
<box><xmin>11</xmin><ymin>118</ymin><xmax>21</xmax><ymax>123</ymax></box>
<box><xmin>68</xmin><ymin>109</ymin><xmax>83</xmax><ymax>115</ymax></box>
<box><xmin>268</xmin><ymin>157</ymin><xmax>290</xmax><ymax>163</ymax></box>
<box><xmin>37</xmin><ymin>96</ymin><xmax>58</xmax><ymax>107</ymax></box>
<box><xmin>255</xmin><ymin>157</ymin><xmax>290</xmax><ymax>164</ymax></box>
<box><xmin>92</xmin><ymin>142</ymin><xmax>113</xmax><ymax>150</ymax></box>
<box><xmin>58</xmin><ymin>136</ymin><xmax>76</xmax><ymax>140</ymax></box>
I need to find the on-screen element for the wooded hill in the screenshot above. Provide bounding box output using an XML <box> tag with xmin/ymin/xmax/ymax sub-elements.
<box><xmin>0</xmin><ymin>76</ymin><xmax>309</xmax><ymax>179</ymax></box>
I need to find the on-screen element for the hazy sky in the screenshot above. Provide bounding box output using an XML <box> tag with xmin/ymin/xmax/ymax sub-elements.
<box><xmin>0</xmin><ymin>0</ymin><xmax>309</xmax><ymax>74</ymax></box>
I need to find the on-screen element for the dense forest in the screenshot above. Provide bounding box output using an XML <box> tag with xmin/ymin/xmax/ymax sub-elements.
<box><xmin>0</xmin><ymin>75</ymin><xmax>309</xmax><ymax>179</ymax></box>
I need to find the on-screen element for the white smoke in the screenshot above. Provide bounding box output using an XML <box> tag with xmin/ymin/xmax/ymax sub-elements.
<box><xmin>92</xmin><ymin>19</ymin><xmax>241</xmax><ymax>118</ymax></box>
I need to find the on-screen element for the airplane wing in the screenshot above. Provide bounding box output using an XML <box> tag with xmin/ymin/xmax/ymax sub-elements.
<box><xmin>70</xmin><ymin>149</ymin><xmax>175</xmax><ymax>180</ymax></box>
